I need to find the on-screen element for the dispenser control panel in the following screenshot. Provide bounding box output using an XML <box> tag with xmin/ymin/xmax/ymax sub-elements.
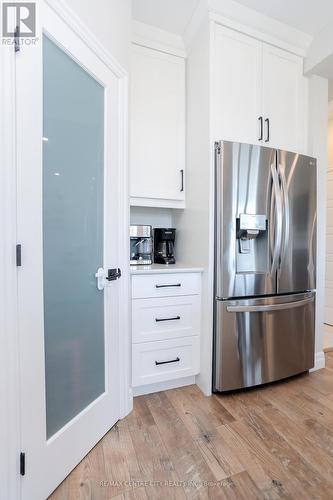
<box><xmin>239</xmin><ymin>214</ymin><xmax>266</xmax><ymax>231</ymax></box>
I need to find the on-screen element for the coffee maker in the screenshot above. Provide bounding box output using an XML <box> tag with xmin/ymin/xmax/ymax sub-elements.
<box><xmin>154</xmin><ymin>228</ymin><xmax>176</xmax><ymax>264</ymax></box>
<box><xmin>130</xmin><ymin>225</ymin><xmax>153</xmax><ymax>265</ymax></box>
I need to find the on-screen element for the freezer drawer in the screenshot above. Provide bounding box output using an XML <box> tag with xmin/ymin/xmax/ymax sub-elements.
<box><xmin>213</xmin><ymin>292</ymin><xmax>315</xmax><ymax>392</ymax></box>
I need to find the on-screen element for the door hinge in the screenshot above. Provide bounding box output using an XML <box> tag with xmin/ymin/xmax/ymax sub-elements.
<box><xmin>20</xmin><ymin>452</ymin><xmax>25</xmax><ymax>476</ymax></box>
<box><xmin>14</xmin><ymin>25</ymin><xmax>20</xmax><ymax>53</ymax></box>
<box><xmin>16</xmin><ymin>244</ymin><xmax>22</xmax><ymax>267</ymax></box>
<box><xmin>215</xmin><ymin>141</ymin><xmax>221</xmax><ymax>154</ymax></box>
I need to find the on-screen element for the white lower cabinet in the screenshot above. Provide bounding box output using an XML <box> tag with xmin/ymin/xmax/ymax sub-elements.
<box><xmin>132</xmin><ymin>336</ymin><xmax>200</xmax><ymax>387</ymax></box>
<box><xmin>132</xmin><ymin>295</ymin><xmax>201</xmax><ymax>343</ymax></box>
<box><xmin>131</xmin><ymin>272</ymin><xmax>201</xmax><ymax>391</ymax></box>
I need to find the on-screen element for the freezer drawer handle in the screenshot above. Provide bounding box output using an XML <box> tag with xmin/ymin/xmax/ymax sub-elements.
<box><xmin>155</xmin><ymin>357</ymin><xmax>180</xmax><ymax>366</ymax></box>
<box><xmin>226</xmin><ymin>296</ymin><xmax>314</xmax><ymax>313</ymax></box>
<box><xmin>155</xmin><ymin>316</ymin><xmax>181</xmax><ymax>322</ymax></box>
<box><xmin>155</xmin><ymin>283</ymin><xmax>181</xmax><ymax>288</ymax></box>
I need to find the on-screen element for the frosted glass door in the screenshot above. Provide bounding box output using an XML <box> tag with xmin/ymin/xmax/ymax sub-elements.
<box><xmin>43</xmin><ymin>36</ymin><xmax>105</xmax><ymax>438</ymax></box>
<box><xmin>17</xmin><ymin>6</ymin><xmax>123</xmax><ymax>497</ymax></box>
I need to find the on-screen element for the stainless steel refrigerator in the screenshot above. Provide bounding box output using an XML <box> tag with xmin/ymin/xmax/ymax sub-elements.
<box><xmin>213</xmin><ymin>140</ymin><xmax>316</xmax><ymax>392</ymax></box>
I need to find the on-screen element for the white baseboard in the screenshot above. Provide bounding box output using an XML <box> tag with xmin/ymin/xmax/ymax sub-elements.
<box><xmin>132</xmin><ymin>376</ymin><xmax>196</xmax><ymax>397</ymax></box>
<box><xmin>310</xmin><ymin>351</ymin><xmax>326</xmax><ymax>372</ymax></box>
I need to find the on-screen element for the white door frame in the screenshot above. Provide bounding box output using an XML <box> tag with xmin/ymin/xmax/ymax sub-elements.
<box><xmin>0</xmin><ymin>1</ymin><xmax>131</xmax><ymax>498</ymax></box>
<box><xmin>0</xmin><ymin>36</ymin><xmax>22</xmax><ymax>500</ymax></box>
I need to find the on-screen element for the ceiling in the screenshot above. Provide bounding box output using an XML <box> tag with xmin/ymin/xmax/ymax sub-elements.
<box><xmin>132</xmin><ymin>0</ymin><xmax>200</xmax><ymax>35</ymax></box>
<box><xmin>233</xmin><ymin>0</ymin><xmax>333</xmax><ymax>37</ymax></box>
<box><xmin>132</xmin><ymin>0</ymin><xmax>333</xmax><ymax>37</ymax></box>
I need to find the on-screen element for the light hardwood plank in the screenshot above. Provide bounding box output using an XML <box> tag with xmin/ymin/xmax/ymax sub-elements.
<box><xmin>49</xmin><ymin>354</ymin><xmax>333</xmax><ymax>500</ymax></box>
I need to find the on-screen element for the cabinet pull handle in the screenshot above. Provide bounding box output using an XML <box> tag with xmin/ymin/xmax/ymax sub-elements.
<box><xmin>258</xmin><ymin>116</ymin><xmax>263</xmax><ymax>141</ymax></box>
<box><xmin>155</xmin><ymin>316</ymin><xmax>181</xmax><ymax>322</ymax></box>
<box><xmin>155</xmin><ymin>357</ymin><xmax>180</xmax><ymax>366</ymax></box>
<box><xmin>265</xmin><ymin>118</ymin><xmax>270</xmax><ymax>142</ymax></box>
<box><xmin>180</xmin><ymin>169</ymin><xmax>184</xmax><ymax>192</ymax></box>
<box><xmin>155</xmin><ymin>283</ymin><xmax>181</xmax><ymax>288</ymax></box>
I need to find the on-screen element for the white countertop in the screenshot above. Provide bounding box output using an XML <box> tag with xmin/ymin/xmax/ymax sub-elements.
<box><xmin>130</xmin><ymin>263</ymin><xmax>204</xmax><ymax>275</ymax></box>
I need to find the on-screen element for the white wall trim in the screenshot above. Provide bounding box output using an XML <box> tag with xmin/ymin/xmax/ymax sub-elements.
<box><xmin>0</xmin><ymin>40</ymin><xmax>21</xmax><ymax>500</ymax></box>
<box><xmin>209</xmin><ymin>12</ymin><xmax>307</xmax><ymax>57</ymax></box>
<box><xmin>310</xmin><ymin>351</ymin><xmax>326</xmax><ymax>371</ymax></box>
<box><xmin>184</xmin><ymin>0</ymin><xmax>312</xmax><ymax>57</ymax></box>
<box><xmin>132</xmin><ymin>20</ymin><xmax>186</xmax><ymax>58</ymax></box>
<box><xmin>46</xmin><ymin>0</ymin><xmax>127</xmax><ymax>78</ymax></box>
<box><xmin>117</xmin><ymin>70</ymin><xmax>132</xmax><ymax>418</ymax></box>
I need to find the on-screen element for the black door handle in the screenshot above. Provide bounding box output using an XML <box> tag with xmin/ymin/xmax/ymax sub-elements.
<box><xmin>155</xmin><ymin>316</ymin><xmax>181</xmax><ymax>322</ymax></box>
<box><xmin>265</xmin><ymin>118</ymin><xmax>270</xmax><ymax>142</ymax></box>
<box><xmin>106</xmin><ymin>268</ymin><xmax>121</xmax><ymax>281</ymax></box>
<box><xmin>155</xmin><ymin>357</ymin><xmax>180</xmax><ymax>366</ymax></box>
<box><xmin>258</xmin><ymin>116</ymin><xmax>263</xmax><ymax>141</ymax></box>
<box><xmin>180</xmin><ymin>169</ymin><xmax>184</xmax><ymax>192</ymax></box>
<box><xmin>155</xmin><ymin>283</ymin><xmax>181</xmax><ymax>288</ymax></box>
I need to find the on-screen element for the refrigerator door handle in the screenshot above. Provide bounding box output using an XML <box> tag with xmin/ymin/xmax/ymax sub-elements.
<box><xmin>278</xmin><ymin>163</ymin><xmax>290</xmax><ymax>268</ymax></box>
<box><xmin>270</xmin><ymin>163</ymin><xmax>283</xmax><ymax>275</ymax></box>
<box><xmin>226</xmin><ymin>295</ymin><xmax>314</xmax><ymax>313</ymax></box>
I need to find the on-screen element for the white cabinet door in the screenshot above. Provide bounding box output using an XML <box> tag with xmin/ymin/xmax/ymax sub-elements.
<box><xmin>213</xmin><ymin>25</ymin><xmax>262</xmax><ymax>144</ymax></box>
<box><xmin>262</xmin><ymin>44</ymin><xmax>307</xmax><ymax>152</ymax></box>
<box><xmin>130</xmin><ymin>44</ymin><xmax>185</xmax><ymax>208</ymax></box>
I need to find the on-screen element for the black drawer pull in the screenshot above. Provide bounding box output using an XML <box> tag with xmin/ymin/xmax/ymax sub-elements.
<box><xmin>155</xmin><ymin>316</ymin><xmax>181</xmax><ymax>322</ymax></box>
<box><xmin>155</xmin><ymin>357</ymin><xmax>180</xmax><ymax>366</ymax></box>
<box><xmin>265</xmin><ymin>118</ymin><xmax>270</xmax><ymax>142</ymax></box>
<box><xmin>155</xmin><ymin>283</ymin><xmax>181</xmax><ymax>288</ymax></box>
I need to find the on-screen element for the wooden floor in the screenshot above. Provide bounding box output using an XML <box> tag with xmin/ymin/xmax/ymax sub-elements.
<box><xmin>50</xmin><ymin>353</ymin><xmax>333</xmax><ymax>500</ymax></box>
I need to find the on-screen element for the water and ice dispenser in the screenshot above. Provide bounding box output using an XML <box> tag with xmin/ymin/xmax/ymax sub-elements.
<box><xmin>236</xmin><ymin>213</ymin><xmax>268</xmax><ymax>273</ymax></box>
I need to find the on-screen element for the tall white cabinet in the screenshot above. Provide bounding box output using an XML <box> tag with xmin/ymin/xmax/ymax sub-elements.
<box><xmin>173</xmin><ymin>14</ymin><xmax>311</xmax><ymax>396</ymax></box>
<box><xmin>213</xmin><ymin>24</ymin><xmax>308</xmax><ymax>153</ymax></box>
<box><xmin>130</xmin><ymin>42</ymin><xmax>185</xmax><ymax>208</ymax></box>
<box><xmin>261</xmin><ymin>43</ymin><xmax>306</xmax><ymax>152</ymax></box>
<box><xmin>213</xmin><ymin>26</ymin><xmax>262</xmax><ymax>146</ymax></box>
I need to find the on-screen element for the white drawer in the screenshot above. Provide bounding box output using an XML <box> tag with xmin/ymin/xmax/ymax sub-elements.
<box><xmin>132</xmin><ymin>273</ymin><xmax>201</xmax><ymax>299</ymax></box>
<box><xmin>132</xmin><ymin>295</ymin><xmax>201</xmax><ymax>343</ymax></box>
<box><xmin>132</xmin><ymin>336</ymin><xmax>200</xmax><ymax>387</ymax></box>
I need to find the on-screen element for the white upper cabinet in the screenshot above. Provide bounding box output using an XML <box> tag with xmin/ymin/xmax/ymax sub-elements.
<box><xmin>214</xmin><ymin>26</ymin><xmax>262</xmax><ymax>145</ymax></box>
<box><xmin>262</xmin><ymin>44</ymin><xmax>306</xmax><ymax>153</ymax></box>
<box><xmin>130</xmin><ymin>44</ymin><xmax>185</xmax><ymax>208</ymax></box>
<box><xmin>213</xmin><ymin>24</ymin><xmax>308</xmax><ymax>153</ymax></box>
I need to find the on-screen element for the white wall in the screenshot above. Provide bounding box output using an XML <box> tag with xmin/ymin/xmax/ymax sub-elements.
<box><xmin>130</xmin><ymin>207</ymin><xmax>174</xmax><ymax>228</ymax></box>
<box><xmin>173</xmin><ymin>20</ymin><xmax>213</xmax><ymax>395</ymax></box>
<box><xmin>305</xmin><ymin>22</ymin><xmax>333</xmax><ymax>79</ymax></box>
<box><xmin>328</xmin><ymin>106</ymin><xmax>333</xmax><ymax>166</ymax></box>
<box><xmin>66</xmin><ymin>0</ymin><xmax>131</xmax><ymax>69</ymax></box>
<box><xmin>307</xmin><ymin>76</ymin><xmax>328</xmax><ymax>367</ymax></box>
<box><xmin>325</xmin><ymin>102</ymin><xmax>333</xmax><ymax>325</ymax></box>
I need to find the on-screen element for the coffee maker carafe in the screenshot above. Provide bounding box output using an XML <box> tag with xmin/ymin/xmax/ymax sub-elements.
<box><xmin>154</xmin><ymin>228</ymin><xmax>176</xmax><ymax>264</ymax></box>
<box><xmin>130</xmin><ymin>225</ymin><xmax>153</xmax><ymax>265</ymax></box>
